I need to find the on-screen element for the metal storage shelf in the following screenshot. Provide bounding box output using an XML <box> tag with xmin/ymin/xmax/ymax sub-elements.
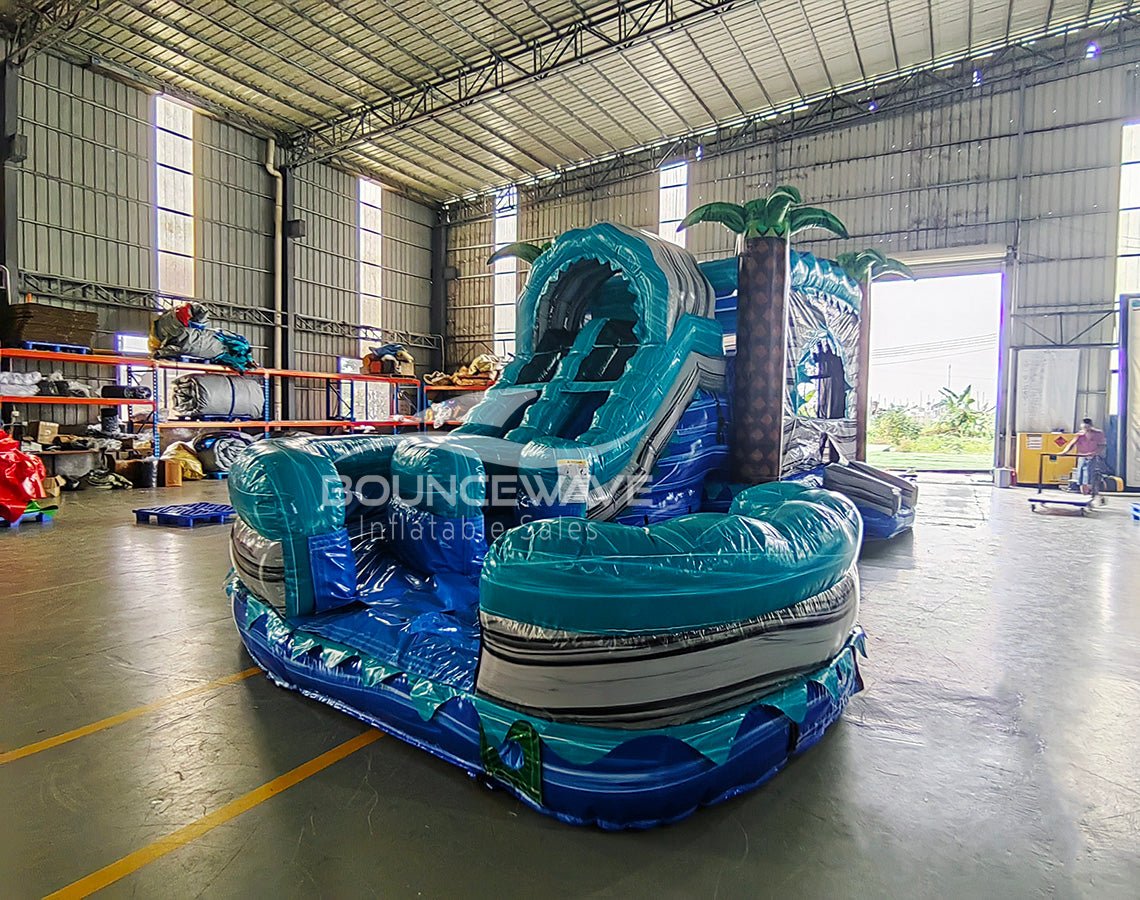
<box><xmin>0</xmin><ymin>395</ymin><xmax>156</xmax><ymax>406</ymax></box>
<box><xmin>1</xmin><ymin>347</ymin><xmax>426</xmax><ymax>464</ymax></box>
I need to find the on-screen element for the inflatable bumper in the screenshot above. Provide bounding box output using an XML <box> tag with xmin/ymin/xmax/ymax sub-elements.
<box><xmin>232</xmin><ymin>578</ymin><xmax>864</xmax><ymax>830</ymax></box>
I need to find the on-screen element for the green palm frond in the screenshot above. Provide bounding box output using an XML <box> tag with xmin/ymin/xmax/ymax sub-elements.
<box><xmin>763</xmin><ymin>194</ymin><xmax>797</xmax><ymax>233</ymax></box>
<box><xmin>786</xmin><ymin>206</ymin><xmax>849</xmax><ymax>239</ymax></box>
<box><xmin>682</xmin><ymin>186</ymin><xmax>847</xmax><ymax>243</ymax></box>
<box><xmin>742</xmin><ymin>199</ymin><xmax>771</xmax><ymax>237</ymax></box>
<box><xmin>835</xmin><ymin>251</ymin><xmax>868</xmax><ymax>281</ymax></box>
<box><xmin>870</xmin><ymin>257</ymin><xmax>915</xmax><ymax>280</ymax></box>
<box><xmin>770</xmin><ymin>184</ymin><xmax>803</xmax><ymax>205</ymax></box>
<box><xmin>836</xmin><ymin>247</ymin><xmax>915</xmax><ymax>282</ymax></box>
<box><xmin>487</xmin><ymin>241</ymin><xmax>549</xmax><ymax>266</ymax></box>
<box><xmin>679</xmin><ymin>202</ymin><xmax>747</xmax><ymax>234</ymax></box>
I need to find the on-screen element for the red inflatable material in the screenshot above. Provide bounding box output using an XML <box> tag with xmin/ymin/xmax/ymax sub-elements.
<box><xmin>0</xmin><ymin>430</ymin><xmax>47</xmax><ymax>524</ymax></box>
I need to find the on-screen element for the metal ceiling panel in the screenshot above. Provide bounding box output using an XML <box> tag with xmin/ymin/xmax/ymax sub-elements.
<box><xmin>13</xmin><ymin>0</ymin><xmax>1132</xmax><ymax>201</ymax></box>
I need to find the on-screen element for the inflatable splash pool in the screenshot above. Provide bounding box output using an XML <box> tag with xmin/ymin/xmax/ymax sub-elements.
<box><xmin>226</xmin><ymin>222</ymin><xmax>876</xmax><ymax>828</ymax></box>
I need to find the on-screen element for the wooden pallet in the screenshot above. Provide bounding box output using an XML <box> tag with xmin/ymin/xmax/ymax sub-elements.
<box><xmin>134</xmin><ymin>502</ymin><xmax>235</xmax><ymax>527</ymax></box>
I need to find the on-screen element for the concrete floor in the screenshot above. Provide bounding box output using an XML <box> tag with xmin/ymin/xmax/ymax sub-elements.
<box><xmin>2</xmin><ymin>476</ymin><xmax>1138</xmax><ymax>898</ymax></box>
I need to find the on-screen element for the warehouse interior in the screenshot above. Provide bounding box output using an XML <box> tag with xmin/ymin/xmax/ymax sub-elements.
<box><xmin>1</xmin><ymin>1</ymin><xmax>1139</xmax><ymax>896</ymax></box>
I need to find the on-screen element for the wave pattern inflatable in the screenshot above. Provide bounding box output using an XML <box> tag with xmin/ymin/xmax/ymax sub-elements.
<box><xmin>226</xmin><ymin>224</ymin><xmax>871</xmax><ymax>828</ymax></box>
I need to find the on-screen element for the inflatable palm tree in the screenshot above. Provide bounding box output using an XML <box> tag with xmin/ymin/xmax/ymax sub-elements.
<box><xmin>835</xmin><ymin>249</ymin><xmax>914</xmax><ymax>459</ymax></box>
<box><xmin>681</xmin><ymin>187</ymin><xmax>848</xmax><ymax>483</ymax></box>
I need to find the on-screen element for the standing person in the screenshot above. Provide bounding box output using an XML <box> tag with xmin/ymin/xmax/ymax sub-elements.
<box><xmin>1062</xmin><ymin>418</ymin><xmax>1108</xmax><ymax>502</ymax></box>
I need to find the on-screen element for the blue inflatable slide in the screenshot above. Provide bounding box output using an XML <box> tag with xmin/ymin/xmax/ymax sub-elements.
<box><xmin>226</xmin><ymin>224</ymin><xmax>882</xmax><ymax>828</ymax></box>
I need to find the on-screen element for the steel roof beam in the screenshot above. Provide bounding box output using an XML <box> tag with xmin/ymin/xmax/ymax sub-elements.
<box><xmin>442</xmin><ymin>14</ymin><xmax>1140</xmax><ymax>216</ymax></box>
<box><xmin>75</xmin><ymin>17</ymin><xmax>338</xmax><ymax>122</ymax></box>
<box><xmin>285</xmin><ymin>0</ymin><xmax>752</xmax><ymax>166</ymax></box>
<box><xmin>4</xmin><ymin>0</ymin><xmax>125</xmax><ymax>64</ymax></box>
<box><xmin>163</xmin><ymin>1</ymin><xmax>373</xmax><ymax>108</ymax></box>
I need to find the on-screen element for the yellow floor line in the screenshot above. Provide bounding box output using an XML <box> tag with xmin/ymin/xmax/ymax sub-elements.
<box><xmin>45</xmin><ymin>730</ymin><xmax>382</xmax><ymax>899</ymax></box>
<box><xmin>0</xmin><ymin>667</ymin><xmax>261</xmax><ymax>765</ymax></box>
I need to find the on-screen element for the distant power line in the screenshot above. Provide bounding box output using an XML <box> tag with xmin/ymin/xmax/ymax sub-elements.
<box><xmin>871</xmin><ymin>334</ymin><xmax>997</xmax><ymax>364</ymax></box>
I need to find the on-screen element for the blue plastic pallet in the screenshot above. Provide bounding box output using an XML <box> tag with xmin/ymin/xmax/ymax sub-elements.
<box><xmin>134</xmin><ymin>502</ymin><xmax>235</xmax><ymax>527</ymax></box>
<box><xmin>20</xmin><ymin>341</ymin><xmax>91</xmax><ymax>354</ymax></box>
<box><xmin>205</xmin><ymin>471</ymin><xmax>229</xmax><ymax>480</ymax></box>
<box><xmin>1</xmin><ymin>509</ymin><xmax>55</xmax><ymax>528</ymax></box>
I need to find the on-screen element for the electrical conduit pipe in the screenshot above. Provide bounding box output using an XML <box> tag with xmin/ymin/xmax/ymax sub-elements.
<box><xmin>265</xmin><ymin>138</ymin><xmax>284</xmax><ymax>421</ymax></box>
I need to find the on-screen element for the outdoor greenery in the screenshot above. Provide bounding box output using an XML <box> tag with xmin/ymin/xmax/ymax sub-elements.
<box><xmin>868</xmin><ymin>386</ymin><xmax>995</xmax><ymax>470</ymax></box>
<box><xmin>679</xmin><ymin>185</ymin><xmax>849</xmax><ymax>239</ymax></box>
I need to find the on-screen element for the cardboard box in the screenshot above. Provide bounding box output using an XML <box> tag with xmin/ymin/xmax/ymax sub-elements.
<box><xmin>30</xmin><ymin>421</ymin><xmax>59</xmax><ymax>444</ymax></box>
<box><xmin>114</xmin><ymin>459</ymin><xmax>142</xmax><ymax>484</ymax></box>
<box><xmin>41</xmin><ymin>475</ymin><xmax>66</xmax><ymax>498</ymax></box>
<box><xmin>366</xmin><ymin>358</ymin><xmax>415</xmax><ymax>377</ymax></box>
<box><xmin>159</xmin><ymin>459</ymin><xmax>183</xmax><ymax>487</ymax></box>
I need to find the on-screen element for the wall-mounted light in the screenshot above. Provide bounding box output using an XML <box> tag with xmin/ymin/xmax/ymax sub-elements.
<box><xmin>3</xmin><ymin>133</ymin><xmax>27</xmax><ymax>164</ymax></box>
<box><xmin>971</xmin><ymin>69</ymin><xmax>983</xmax><ymax>87</ymax></box>
<box><xmin>867</xmin><ymin>100</ymin><xmax>879</xmax><ymax>112</ymax></box>
<box><xmin>1085</xmin><ymin>42</ymin><xmax>1100</xmax><ymax>59</ymax></box>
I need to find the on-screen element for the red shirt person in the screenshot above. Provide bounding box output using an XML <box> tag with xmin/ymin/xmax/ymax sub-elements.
<box><xmin>1063</xmin><ymin>418</ymin><xmax>1107</xmax><ymax>497</ymax></box>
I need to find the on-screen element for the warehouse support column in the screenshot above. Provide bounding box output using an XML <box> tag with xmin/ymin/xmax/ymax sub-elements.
<box><xmin>430</xmin><ymin>219</ymin><xmax>447</xmax><ymax>372</ymax></box>
<box><xmin>0</xmin><ymin>63</ymin><xmax>21</xmax><ymax>309</ymax></box>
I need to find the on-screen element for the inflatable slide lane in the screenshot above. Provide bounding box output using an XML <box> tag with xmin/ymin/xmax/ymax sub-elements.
<box><xmin>226</xmin><ymin>223</ymin><xmax>865</xmax><ymax>828</ymax></box>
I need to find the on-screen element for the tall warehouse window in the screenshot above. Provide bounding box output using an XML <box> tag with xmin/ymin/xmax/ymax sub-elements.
<box><xmin>1110</xmin><ymin>122</ymin><xmax>1140</xmax><ymax>415</ymax></box>
<box><xmin>1118</xmin><ymin>123</ymin><xmax>1140</xmax><ymax>295</ymax></box>
<box><xmin>359</xmin><ymin>177</ymin><xmax>384</xmax><ymax>354</ymax></box>
<box><xmin>659</xmin><ymin>162</ymin><xmax>688</xmax><ymax>248</ymax></box>
<box><xmin>154</xmin><ymin>97</ymin><xmax>195</xmax><ymax>300</ymax></box>
<box><xmin>493</xmin><ymin>186</ymin><xmax>519</xmax><ymax>357</ymax></box>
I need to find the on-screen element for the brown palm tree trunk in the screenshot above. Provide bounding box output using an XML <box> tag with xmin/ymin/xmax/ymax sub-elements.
<box><xmin>731</xmin><ymin>235</ymin><xmax>789</xmax><ymax>483</ymax></box>
<box><xmin>854</xmin><ymin>277</ymin><xmax>872</xmax><ymax>460</ymax></box>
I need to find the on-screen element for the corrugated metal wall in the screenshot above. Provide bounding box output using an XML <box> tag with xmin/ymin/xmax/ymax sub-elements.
<box><xmin>17</xmin><ymin>54</ymin><xmax>153</xmax><ymax>296</ymax></box>
<box><xmin>197</xmin><ymin>116</ymin><xmax>272</xmax><ymax>360</ymax></box>
<box><xmin>6</xmin><ymin>54</ymin><xmax>437</xmax><ymax>428</ymax></box>
<box><xmin>290</xmin><ymin>162</ymin><xmax>359</xmax><ymax>417</ymax></box>
<box><xmin>689</xmin><ymin>64</ymin><xmax>1135</xmax><ymax>426</ymax></box>
<box><xmin>381</xmin><ymin>189</ymin><xmax>434</xmax><ymax>364</ymax></box>
<box><xmin>447</xmin><ymin>61</ymin><xmax>1138</xmax><ymax>428</ymax></box>
<box><xmin>11</xmin><ymin>55</ymin><xmax>155</xmax><ymax>427</ymax></box>
<box><xmin>445</xmin><ymin>171</ymin><xmax>660</xmax><ymax>365</ymax></box>
<box><xmin>445</xmin><ymin>196</ymin><xmax>494</xmax><ymax>366</ymax></box>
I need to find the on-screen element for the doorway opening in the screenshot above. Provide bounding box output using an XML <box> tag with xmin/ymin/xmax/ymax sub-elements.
<box><xmin>867</xmin><ymin>271</ymin><xmax>1003</xmax><ymax>472</ymax></box>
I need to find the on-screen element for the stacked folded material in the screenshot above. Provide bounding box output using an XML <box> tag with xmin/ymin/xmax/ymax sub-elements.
<box><xmin>1</xmin><ymin>303</ymin><xmax>98</xmax><ymax>347</ymax></box>
<box><xmin>171</xmin><ymin>374</ymin><xmax>264</xmax><ymax>420</ymax></box>
<box><xmin>151</xmin><ymin>303</ymin><xmax>255</xmax><ymax>372</ymax></box>
<box><xmin>423</xmin><ymin>352</ymin><xmax>501</xmax><ymax>387</ymax></box>
<box><xmin>100</xmin><ymin>385</ymin><xmax>152</xmax><ymax>400</ymax></box>
<box><xmin>823</xmin><ymin>459</ymin><xmax>918</xmax><ymax>516</ymax></box>
<box><xmin>363</xmin><ymin>343</ymin><xmax>415</xmax><ymax>376</ymax></box>
<box><xmin>0</xmin><ymin>371</ymin><xmax>42</xmax><ymax>397</ymax></box>
<box><xmin>191</xmin><ymin>430</ymin><xmax>255</xmax><ymax>473</ymax></box>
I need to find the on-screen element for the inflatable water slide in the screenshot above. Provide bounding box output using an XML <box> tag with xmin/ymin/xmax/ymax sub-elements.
<box><xmin>226</xmin><ymin>223</ymin><xmax>869</xmax><ymax>828</ymax></box>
